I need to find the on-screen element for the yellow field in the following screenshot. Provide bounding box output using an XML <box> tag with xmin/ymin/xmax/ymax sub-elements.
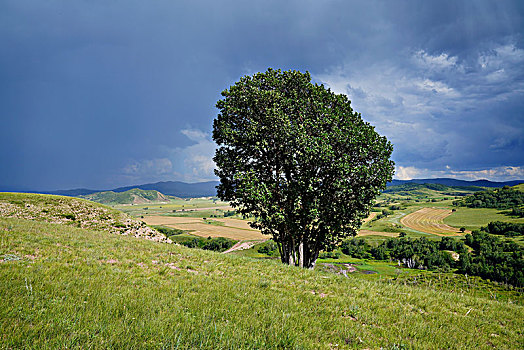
<box><xmin>143</xmin><ymin>216</ymin><xmax>266</xmax><ymax>240</ymax></box>
<box><xmin>358</xmin><ymin>229</ymin><xmax>399</xmax><ymax>237</ymax></box>
<box><xmin>400</xmin><ymin>207</ymin><xmax>468</xmax><ymax>236</ymax></box>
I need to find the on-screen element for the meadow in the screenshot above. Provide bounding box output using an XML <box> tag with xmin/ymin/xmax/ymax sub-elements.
<box><xmin>1</xmin><ymin>216</ymin><xmax>522</xmax><ymax>349</ymax></box>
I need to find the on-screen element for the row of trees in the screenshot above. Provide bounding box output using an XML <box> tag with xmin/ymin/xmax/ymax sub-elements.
<box><xmin>341</xmin><ymin>237</ymin><xmax>466</xmax><ymax>270</ymax></box>
<box><xmin>460</xmin><ymin>231</ymin><xmax>523</xmax><ymax>287</ymax></box>
<box><xmin>481</xmin><ymin>221</ymin><xmax>524</xmax><ymax>237</ymax></box>
<box><xmin>180</xmin><ymin>236</ymin><xmax>236</xmax><ymax>252</ymax></box>
<box><xmin>453</xmin><ymin>187</ymin><xmax>524</xmax><ymax>209</ymax></box>
<box><xmin>338</xmin><ymin>234</ymin><xmax>523</xmax><ymax>286</ymax></box>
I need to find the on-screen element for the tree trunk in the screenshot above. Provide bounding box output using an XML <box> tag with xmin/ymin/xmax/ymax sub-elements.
<box><xmin>298</xmin><ymin>242</ymin><xmax>304</xmax><ymax>268</ymax></box>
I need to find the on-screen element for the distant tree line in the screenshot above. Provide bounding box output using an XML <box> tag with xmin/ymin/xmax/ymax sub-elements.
<box><xmin>509</xmin><ymin>207</ymin><xmax>524</xmax><ymax>218</ymax></box>
<box><xmin>341</xmin><ymin>237</ymin><xmax>466</xmax><ymax>270</ymax></box>
<box><xmin>460</xmin><ymin>231</ymin><xmax>523</xmax><ymax>287</ymax></box>
<box><xmin>337</xmin><ymin>234</ymin><xmax>523</xmax><ymax>287</ymax></box>
<box><xmin>180</xmin><ymin>236</ymin><xmax>236</xmax><ymax>252</ymax></box>
<box><xmin>481</xmin><ymin>221</ymin><xmax>524</xmax><ymax>237</ymax></box>
<box><xmin>453</xmin><ymin>187</ymin><xmax>524</xmax><ymax>209</ymax></box>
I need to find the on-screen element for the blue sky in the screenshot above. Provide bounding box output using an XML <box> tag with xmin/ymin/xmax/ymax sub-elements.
<box><xmin>1</xmin><ymin>0</ymin><xmax>523</xmax><ymax>190</ymax></box>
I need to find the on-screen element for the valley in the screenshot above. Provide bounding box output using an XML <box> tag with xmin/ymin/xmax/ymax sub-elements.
<box><xmin>1</xmin><ymin>182</ymin><xmax>523</xmax><ymax>349</ymax></box>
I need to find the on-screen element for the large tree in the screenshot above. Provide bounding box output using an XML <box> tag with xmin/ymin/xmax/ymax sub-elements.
<box><xmin>213</xmin><ymin>68</ymin><xmax>394</xmax><ymax>268</ymax></box>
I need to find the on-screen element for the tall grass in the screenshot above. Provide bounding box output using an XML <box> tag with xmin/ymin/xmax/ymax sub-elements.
<box><xmin>1</xmin><ymin>217</ymin><xmax>522</xmax><ymax>349</ymax></box>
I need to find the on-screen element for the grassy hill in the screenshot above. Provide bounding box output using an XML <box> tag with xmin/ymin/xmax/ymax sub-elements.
<box><xmin>82</xmin><ymin>188</ymin><xmax>171</xmax><ymax>205</ymax></box>
<box><xmin>1</xmin><ymin>193</ymin><xmax>523</xmax><ymax>349</ymax></box>
<box><xmin>0</xmin><ymin>192</ymin><xmax>170</xmax><ymax>243</ymax></box>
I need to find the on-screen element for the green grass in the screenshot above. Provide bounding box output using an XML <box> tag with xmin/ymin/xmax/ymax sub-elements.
<box><xmin>2</xmin><ymin>216</ymin><xmax>523</xmax><ymax>349</ymax></box>
<box><xmin>444</xmin><ymin>207</ymin><xmax>524</xmax><ymax>231</ymax></box>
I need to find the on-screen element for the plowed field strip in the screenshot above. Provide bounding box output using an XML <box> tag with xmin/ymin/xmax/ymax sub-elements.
<box><xmin>358</xmin><ymin>230</ymin><xmax>399</xmax><ymax>237</ymax></box>
<box><xmin>143</xmin><ymin>215</ymin><xmax>265</xmax><ymax>240</ymax></box>
<box><xmin>400</xmin><ymin>208</ymin><xmax>466</xmax><ymax>236</ymax></box>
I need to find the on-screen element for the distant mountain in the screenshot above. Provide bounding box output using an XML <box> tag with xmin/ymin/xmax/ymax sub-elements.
<box><xmin>82</xmin><ymin>188</ymin><xmax>171</xmax><ymax>205</ymax></box>
<box><xmin>20</xmin><ymin>181</ymin><xmax>219</xmax><ymax>198</ymax></box>
<box><xmin>8</xmin><ymin>178</ymin><xmax>523</xmax><ymax>199</ymax></box>
<box><xmin>387</xmin><ymin>178</ymin><xmax>523</xmax><ymax>188</ymax></box>
<box><xmin>112</xmin><ymin>181</ymin><xmax>219</xmax><ymax>198</ymax></box>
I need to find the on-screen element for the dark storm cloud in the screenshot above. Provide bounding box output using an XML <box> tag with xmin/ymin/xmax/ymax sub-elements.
<box><xmin>1</xmin><ymin>1</ymin><xmax>523</xmax><ymax>190</ymax></box>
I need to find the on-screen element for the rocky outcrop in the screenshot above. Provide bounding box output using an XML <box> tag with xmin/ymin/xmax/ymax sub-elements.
<box><xmin>0</xmin><ymin>193</ymin><xmax>172</xmax><ymax>243</ymax></box>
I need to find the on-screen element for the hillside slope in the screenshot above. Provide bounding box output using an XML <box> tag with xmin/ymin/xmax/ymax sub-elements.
<box><xmin>0</xmin><ymin>195</ymin><xmax>522</xmax><ymax>349</ymax></box>
<box><xmin>0</xmin><ymin>192</ymin><xmax>170</xmax><ymax>243</ymax></box>
<box><xmin>82</xmin><ymin>188</ymin><xmax>171</xmax><ymax>205</ymax></box>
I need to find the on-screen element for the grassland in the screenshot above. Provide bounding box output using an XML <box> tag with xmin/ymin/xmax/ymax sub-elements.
<box><xmin>81</xmin><ymin>188</ymin><xmax>170</xmax><ymax>205</ymax></box>
<box><xmin>443</xmin><ymin>207</ymin><xmax>524</xmax><ymax>231</ymax></box>
<box><xmin>113</xmin><ymin>198</ymin><xmax>232</xmax><ymax>218</ymax></box>
<box><xmin>1</xmin><ymin>216</ymin><xmax>523</xmax><ymax>349</ymax></box>
<box><xmin>142</xmin><ymin>216</ymin><xmax>266</xmax><ymax>240</ymax></box>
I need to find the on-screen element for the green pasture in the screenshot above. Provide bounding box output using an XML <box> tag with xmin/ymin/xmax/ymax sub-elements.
<box><xmin>1</xmin><ymin>217</ymin><xmax>522</xmax><ymax>349</ymax></box>
<box><xmin>443</xmin><ymin>207</ymin><xmax>524</xmax><ymax>231</ymax></box>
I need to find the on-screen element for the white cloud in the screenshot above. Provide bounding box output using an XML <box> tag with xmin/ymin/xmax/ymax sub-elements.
<box><xmin>317</xmin><ymin>39</ymin><xmax>524</xmax><ymax>173</ymax></box>
<box><xmin>414</xmin><ymin>50</ymin><xmax>460</xmax><ymax>71</ymax></box>
<box><xmin>394</xmin><ymin>165</ymin><xmax>524</xmax><ymax>182</ymax></box>
<box><xmin>181</xmin><ymin>129</ymin><xmax>208</xmax><ymax>142</ymax></box>
<box><xmin>176</xmin><ymin>129</ymin><xmax>217</xmax><ymax>182</ymax></box>
<box><xmin>118</xmin><ymin>129</ymin><xmax>217</xmax><ymax>185</ymax></box>
<box><xmin>395</xmin><ymin>166</ymin><xmax>421</xmax><ymax>180</ymax></box>
<box><xmin>122</xmin><ymin>158</ymin><xmax>172</xmax><ymax>176</ymax></box>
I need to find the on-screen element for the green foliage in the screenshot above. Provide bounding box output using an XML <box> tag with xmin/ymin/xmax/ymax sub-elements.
<box><xmin>318</xmin><ymin>251</ymin><xmax>341</xmax><ymax>259</ymax></box>
<box><xmin>509</xmin><ymin>207</ymin><xmax>524</xmax><ymax>218</ymax></box>
<box><xmin>257</xmin><ymin>240</ymin><xmax>279</xmax><ymax>256</ymax></box>
<box><xmin>60</xmin><ymin>213</ymin><xmax>76</xmax><ymax>220</ymax></box>
<box><xmin>151</xmin><ymin>225</ymin><xmax>185</xmax><ymax>237</ymax></box>
<box><xmin>213</xmin><ymin>68</ymin><xmax>394</xmax><ymax>268</ymax></box>
<box><xmin>1</xmin><ymin>217</ymin><xmax>523</xmax><ymax>348</ymax></box>
<box><xmin>454</xmin><ymin>187</ymin><xmax>524</xmax><ymax>209</ymax></box>
<box><xmin>459</xmin><ymin>230</ymin><xmax>523</xmax><ymax>287</ymax></box>
<box><xmin>82</xmin><ymin>188</ymin><xmax>169</xmax><ymax>205</ymax></box>
<box><xmin>341</xmin><ymin>236</ymin><xmax>470</xmax><ymax>272</ymax></box>
<box><xmin>482</xmin><ymin>221</ymin><xmax>524</xmax><ymax>237</ymax></box>
<box><xmin>179</xmin><ymin>236</ymin><xmax>236</xmax><ymax>252</ymax></box>
<box><xmin>340</xmin><ymin>238</ymin><xmax>371</xmax><ymax>259</ymax></box>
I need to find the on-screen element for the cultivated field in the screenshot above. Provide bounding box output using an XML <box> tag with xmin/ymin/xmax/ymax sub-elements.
<box><xmin>444</xmin><ymin>207</ymin><xmax>524</xmax><ymax>231</ymax></box>
<box><xmin>357</xmin><ymin>229</ymin><xmax>399</xmax><ymax>237</ymax></box>
<box><xmin>400</xmin><ymin>207</ymin><xmax>467</xmax><ymax>236</ymax></box>
<box><xmin>142</xmin><ymin>215</ymin><xmax>266</xmax><ymax>240</ymax></box>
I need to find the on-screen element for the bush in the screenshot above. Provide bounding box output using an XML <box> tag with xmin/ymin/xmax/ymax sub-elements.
<box><xmin>180</xmin><ymin>237</ymin><xmax>236</xmax><ymax>252</ymax></box>
<box><xmin>318</xmin><ymin>251</ymin><xmax>341</xmax><ymax>259</ymax></box>
<box><xmin>341</xmin><ymin>238</ymin><xmax>371</xmax><ymax>259</ymax></box>
<box><xmin>257</xmin><ymin>240</ymin><xmax>278</xmax><ymax>256</ymax></box>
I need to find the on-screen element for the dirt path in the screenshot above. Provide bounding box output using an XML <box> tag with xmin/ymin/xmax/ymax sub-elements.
<box><xmin>400</xmin><ymin>207</ymin><xmax>468</xmax><ymax>236</ymax></box>
<box><xmin>222</xmin><ymin>240</ymin><xmax>266</xmax><ymax>254</ymax></box>
<box><xmin>362</xmin><ymin>212</ymin><xmax>377</xmax><ymax>223</ymax></box>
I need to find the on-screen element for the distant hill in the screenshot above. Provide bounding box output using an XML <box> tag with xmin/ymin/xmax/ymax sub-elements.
<box><xmin>387</xmin><ymin>178</ymin><xmax>523</xmax><ymax>188</ymax></box>
<box><xmin>32</xmin><ymin>181</ymin><xmax>220</xmax><ymax>198</ymax></box>
<box><xmin>82</xmin><ymin>188</ymin><xmax>171</xmax><ymax>205</ymax></box>
<box><xmin>382</xmin><ymin>183</ymin><xmax>485</xmax><ymax>196</ymax></box>
<box><xmin>12</xmin><ymin>178</ymin><xmax>523</xmax><ymax>199</ymax></box>
<box><xmin>112</xmin><ymin>181</ymin><xmax>219</xmax><ymax>198</ymax></box>
<box><xmin>0</xmin><ymin>192</ymin><xmax>170</xmax><ymax>243</ymax></box>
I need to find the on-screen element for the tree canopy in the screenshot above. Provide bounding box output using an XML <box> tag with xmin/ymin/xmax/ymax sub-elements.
<box><xmin>212</xmin><ymin>68</ymin><xmax>394</xmax><ymax>268</ymax></box>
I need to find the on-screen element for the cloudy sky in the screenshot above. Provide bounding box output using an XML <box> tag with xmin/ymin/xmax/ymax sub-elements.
<box><xmin>1</xmin><ymin>0</ymin><xmax>523</xmax><ymax>190</ymax></box>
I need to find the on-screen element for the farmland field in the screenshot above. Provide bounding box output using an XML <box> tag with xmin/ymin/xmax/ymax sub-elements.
<box><xmin>142</xmin><ymin>215</ymin><xmax>266</xmax><ymax>240</ymax></box>
<box><xmin>400</xmin><ymin>207</ymin><xmax>467</xmax><ymax>236</ymax></box>
<box><xmin>443</xmin><ymin>207</ymin><xmax>524</xmax><ymax>231</ymax></box>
